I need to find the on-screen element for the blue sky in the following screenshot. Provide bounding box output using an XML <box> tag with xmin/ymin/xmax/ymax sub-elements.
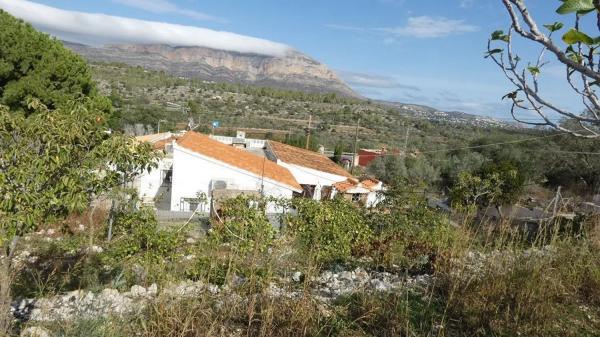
<box><xmin>1</xmin><ymin>0</ymin><xmax>588</xmax><ymax>121</ymax></box>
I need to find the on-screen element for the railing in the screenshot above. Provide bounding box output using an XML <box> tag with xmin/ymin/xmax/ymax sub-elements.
<box><xmin>209</xmin><ymin>135</ymin><xmax>266</xmax><ymax>149</ymax></box>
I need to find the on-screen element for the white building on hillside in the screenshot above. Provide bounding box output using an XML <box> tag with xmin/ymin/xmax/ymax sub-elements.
<box><xmin>170</xmin><ymin>132</ymin><xmax>301</xmax><ymax>213</ymax></box>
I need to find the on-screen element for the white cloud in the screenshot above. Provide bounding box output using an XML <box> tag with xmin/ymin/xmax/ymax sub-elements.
<box><xmin>377</xmin><ymin>16</ymin><xmax>478</xmax><ymax>38</ymax></box>
<box><xmin>0</xmin><ymin>0</ymin><xmax>291</xmax><ymax>57</ymax></box>
<box><xmin>326</xmin><ymin>16</ymin><xmax>478</xmax><ymax>41</ymax></box>
<box><xmin>338</xmin><ymin>70</ymin><xmax>420</xmax><ymax>91</ymax></box>
<box><xmin>111</xmin><ymin>0</ymin><xmax>226</xmax><ymax>23</ymax></box>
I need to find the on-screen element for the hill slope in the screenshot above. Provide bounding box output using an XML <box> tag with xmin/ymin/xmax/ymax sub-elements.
<box><xmin>65</xmin><ymin>42</ymin><xmax>358</xmax><ymax>98</ymax></box>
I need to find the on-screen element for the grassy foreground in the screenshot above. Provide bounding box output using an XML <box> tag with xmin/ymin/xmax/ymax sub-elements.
<box><xmin>11</xmin><ymin>194</ymin><xmax>600</xmax><ymax>337</ymax></box>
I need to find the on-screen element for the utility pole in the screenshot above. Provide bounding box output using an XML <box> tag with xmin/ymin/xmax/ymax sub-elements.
<box><xmin>351</xmin><ymin>117</ymin><xmax>361</xmax><ymax>175</ymax></box>
<box><xmin>305</xmin><ymin>114</ymin><xmax>312</xmax><ymax>150</ymax></box>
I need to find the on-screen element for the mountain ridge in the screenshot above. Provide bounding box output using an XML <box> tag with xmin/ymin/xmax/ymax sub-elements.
<box><xmin>64</xmin><ymin>42</ymin><xmax>359</xmax><ymax>98</ymax></box>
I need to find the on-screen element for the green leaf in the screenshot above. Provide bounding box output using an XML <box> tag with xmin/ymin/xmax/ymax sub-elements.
<box><xmin>491</xmin><ymin>30</ymin><xmax>510</xmax><ymax>42</ymax></box>
<box><xmin>562</xmin><ymin>28</ymin><xmax>595</xmax><ymax>45</ymax></box>
<box><xmin>484</xmin><ymin>48</ymin><xmax>504</xmax><ymax>58</ymax></box>
<box><xmin>527</xmin><ymin>66</ymin><xmax>541</xmax><ymax>76</ymax></box>
<box><xmin>556</xmin><ymin>0</ymin><xmax>595</xmax><ymax>14</ymax></box>
<box><xmin>543</xmin><ymin>22</ymin><xmax>564</xmax><ymax>32</ymax></box>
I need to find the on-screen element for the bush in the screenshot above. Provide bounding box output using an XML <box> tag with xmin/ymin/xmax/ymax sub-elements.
<box><xmin>108</xmin><ymin>208</ymin><xmax>181</xmax><ymax>261</ymax></box>
<box><xmin>368</xmin><ymin>181</ymin><xmax>459</xmax><ymax>272</ymax></box>
<box><xmin>209</xmin><ymin>196</ymin><xmax>275</xmax><ymax>254</ymax></box>
<box><xmin>287</xmin><ymin>197</ymin><xmax>372</xmax><ymax>265</ymax></box>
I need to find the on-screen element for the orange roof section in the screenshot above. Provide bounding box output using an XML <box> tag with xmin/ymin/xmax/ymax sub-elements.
<box><xmin>334</xmin><ymin>178</ymin><xmax>381</xmax><ymax>193</ymax></box>
<box><xmin>267</xmin><ymin>141</ymin><xmax>353</xmax><ymax>178</ymax></box>
<box><xmin>177</xmin><ymin>132</ymin><xmax>301</xmax><ymax>191</ymax></box>
<box><xmin>361</xmin><ymin>178</ymin><xmax>381</xmax><ymax>189</ymax></box>
<box><xmin>333</xmin><ymin>179</ymin><xmax>358</xmax><ymax>193</ymax></box>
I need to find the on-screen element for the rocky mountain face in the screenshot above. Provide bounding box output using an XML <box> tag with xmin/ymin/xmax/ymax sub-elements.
<box><xmin>65</xmin><ymin>42</ymin><xmax>358</xmax><ymax>97</ymax></box>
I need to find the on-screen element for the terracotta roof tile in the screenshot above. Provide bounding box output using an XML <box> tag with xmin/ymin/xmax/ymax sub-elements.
<box><xmin>177</xmin><ymin>132</ymin><xmax>301</xmax><ymax>191</ymax></box>
<box><xmin>333</xmin><ymin>179</ymin><xmax>357</xmax><ymax>193</ymax></box>
<box><xmin>362</xmin><ymin>179</ymin><xmax>381</xmax><ymax>189</ymax></box>
<box><xmin>267</xmin><ymin>141</ymin><xmax>352</xmax><ymax>178</ymax></box>
<box><xmin>152</xmin><ymin>137</ymin><xmax>177</xmax><ymax>150</ymax></box>
<box><xmin>334</xmin><ymin>178</ymin><xmax>381</xmax><ymax>193</ymax></box>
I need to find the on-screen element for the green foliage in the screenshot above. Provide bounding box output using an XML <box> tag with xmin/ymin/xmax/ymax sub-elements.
<box><xmin>0</xmin><ymin>10</ymin><xmax>98</xmax><ymax>114</ymax></box>
<box><xmin>367</xmin><ymin>155</ymin><xmax>439</xmax><ymax>186</ymax></box>
<box><xmin>369</xmin><ymin>180</ymin><xmax>457</xmax><ymax>271</ymax></box>
<box><xmin>287</xmin><ymin>197</ymin><xmax>372</xmax><ymax>265</ymax></box>
<box><xmin>450</xmin><ymin>171</ymin><xmax>501</xmax><ymax>211</ymax></box>
<box><xmin>109</xmin><ymin>208</ymin><xmax>181</xmax><ymax>261</ymax></box>
<box><xmin>441</xmin><ymin>151</ymin><xmax>486</xmax><ymax>186</ymax></box>
<box><xmin>556</xmin><ymin>0</ymin><xmax>597</xmax><ymax>14</ymax></box>
<box><xmin>333</xmin><ymin>143</ymin><xmax>344</xmax><ymax>163</ymax></box>
<box><xmin>449</xmin><ymin>161</ymin><xmax>525</xmax><ymax>218</ymax></box>
<box><xmin>480</xmin><ymin>161</ymin><xmax>525</xmax><ymax>206</ymax></box>
<box><xmin>0</xmin><ymin>100</ymin><xmax>158</xmax><ymax>246</ymax></box>
<box><xmin>209</xmin><ymin>195</ymin><xmax>275</xmax><ymax>254</ymax></box>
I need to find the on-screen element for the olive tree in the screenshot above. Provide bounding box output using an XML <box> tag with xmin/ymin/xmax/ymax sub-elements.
<box><xmin>489</xmin><ymin>0</ymin><xmax>600</xmax><ymax>137</ymax></box>
<box><xmin>0</xmin><ymin>99</ymin><xmax>157</xmax><ymax>331</ymax></box>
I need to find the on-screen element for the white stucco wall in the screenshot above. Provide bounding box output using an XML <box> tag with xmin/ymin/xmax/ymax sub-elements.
<box><xmin>276</xmin><ymin>161</ymin><xmax>348</xmax><ymax>200</ymax></box>
<box><xmin>135</xmin><ymin>158</ymin><xmax>173</xmax><ymax>203</ymax></box>
<box><xmin>170</xmin><ymin>144</ymin><xmax>298</xmax><ymax>212</ymax></box>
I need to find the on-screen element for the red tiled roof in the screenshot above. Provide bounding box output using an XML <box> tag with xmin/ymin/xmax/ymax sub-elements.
<box><xmin>177</xmin><ymin>132</ymin><xmax>301</xmax><ymax>191</ymax></box>
<box><xmin>334</xmin><ymin>178</ymin><xmax>381</xmax><ymax>193</ymax></box>
<box><xmin>333</xmin><ymin>179</ymin><xmax>359</xmax><ymax>193</ymax></box>
<box><xmin>362</xmin><ymin>179</ymin><xmax>381</xmax><ymax>189</ymax></box>
<box><xmin>267</xmin><ymin>141</ymin><xmax>352</xmax><ymax>178</ymax></box>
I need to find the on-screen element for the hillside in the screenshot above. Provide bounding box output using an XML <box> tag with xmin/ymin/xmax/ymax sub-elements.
<box><xmin>65</xmin><ymin>42</ymin><xmax>358</xmax><ymax>98</ymax></box>
<box><xmin>92</xmin><ymin>62</ymin><xmax>520</xmax><ymax>153</ymax></box>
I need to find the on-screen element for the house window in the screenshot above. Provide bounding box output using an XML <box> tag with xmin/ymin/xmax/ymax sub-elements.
<box><xmin>352</xmin><ymin>193</ymin><xmax>361</xmax><ymax>202</ymax></box>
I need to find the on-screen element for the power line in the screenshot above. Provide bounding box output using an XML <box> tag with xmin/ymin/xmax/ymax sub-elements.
<box><xmin>364</xmin><ymin>132</ymin><xmax>567</xmax><ymax>157</ymax></box>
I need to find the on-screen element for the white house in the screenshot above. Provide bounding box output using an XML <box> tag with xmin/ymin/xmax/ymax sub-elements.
<box><xmin>264</xmin><ymin>141</ymin><xmax>353</xmax><ymax>201</ymax></box>
<box><xmin>135</xmin><ymin>131</ymin><xmax>383</xmax><ymax>213</ymax></box>
<box><xmin>169</xmin><ymin>132</ymin><xmax>301</xmax><ymax>213</ymax></box>
<box><xmin>331</xmin><ymin>178</ymin><xmax>384</xmax><ymax>208</ymax></box>
<box><xmin>134</xmin><ymin>132</ymin><xmax>178</xmax><ymax>208</ymax></box>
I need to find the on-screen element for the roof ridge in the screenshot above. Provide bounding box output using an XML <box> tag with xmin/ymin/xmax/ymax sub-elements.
<box><xmin>266</xmin><ymin>140</ymin><xmax>353</xmax><ymax>178</ymax></box>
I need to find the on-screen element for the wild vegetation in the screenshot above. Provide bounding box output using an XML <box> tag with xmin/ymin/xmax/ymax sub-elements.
<box><xmin>2</xmin><ymin>2</ymin><xmax>600</xmax><ymax>337</ymax></box>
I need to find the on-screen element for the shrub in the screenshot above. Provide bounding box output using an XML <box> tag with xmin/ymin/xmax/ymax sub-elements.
<box><xmin>368</xmin><ymin>181</ymin><xmax>459</xmax><ymax>272</ymax></box>
<box><xmin>108</xmin><ymin>208</ymin><xmax>181</xmax><ymax>261</ymax></box>
<box><xmin>287</xmin><ymin>197</ymin><xmax>372</xmax><ymax>265</ymax></box>
<box><xmin>209</xmin><ymin>195</ymin><xmax>275</xmax><ymax>254</ymax></box>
